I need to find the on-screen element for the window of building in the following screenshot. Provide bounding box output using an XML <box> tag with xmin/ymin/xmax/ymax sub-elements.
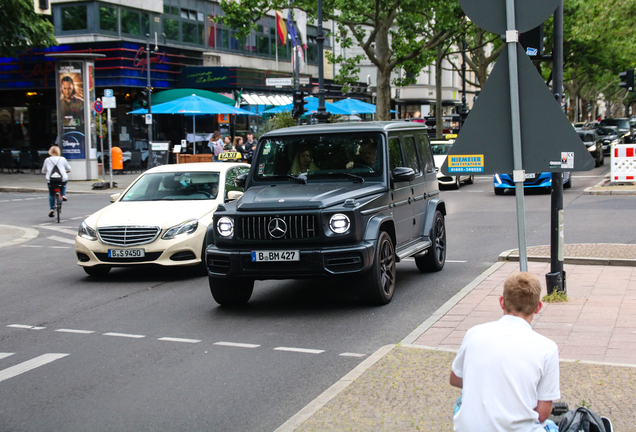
<box><xmin>183</xmin><ymin>22</ymin><xmax>204</xmax><ymax>45</ymax></box>
<box><xmin>163</xmin><ymin>5</ymin><xmax>179</xmax><ymax>15</ymax></box>
<box><xmin>99</xmin><ymin>5</ymin><xmax>118</xmax><ymax>32</ymax></box>
<box><xmin>121</xmin><ymin>10</ymin><xmax>149</xmax><ymax>36</ymax></box>
<box><xmin>164</xmin><ymin>18</ymin><xmax>179</xmax><ymax>41</ymax></box>
<box><xmin>61</xmin><ymin>4</ymin><xmax>87</xmax><ymax>31</ymax></box>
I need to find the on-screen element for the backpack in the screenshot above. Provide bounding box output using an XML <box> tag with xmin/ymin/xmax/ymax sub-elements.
<box><xmin>49</xmin><ymin>158</ymin><xmax>63</xmax><ymax>185</ymax></box>
<box><xmin>558</xmin><ymin>407</ymin><xmax>607</xmax><ymax>432</ymax></box>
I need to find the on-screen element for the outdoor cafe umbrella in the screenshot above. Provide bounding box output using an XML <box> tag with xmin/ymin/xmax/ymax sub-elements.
<box><xmin>129</xmin><ymin>94</ymin><xmax>252</xmax><ymax>154</ymax></box>
<box><xmin>262</xmin><ymin>96</ymin><xmax>350</xmax><ymax>116</ymax></box>
<box><xmin>332</xmin><ymin>97</ymin><xmax>378</xmax><ymax>115</ymax></box>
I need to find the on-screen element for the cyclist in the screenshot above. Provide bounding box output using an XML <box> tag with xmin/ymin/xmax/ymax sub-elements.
<box><xmin>42</xmin><ymin>145</ymin><xmax>71</xmax><ymax>218</ymax></box>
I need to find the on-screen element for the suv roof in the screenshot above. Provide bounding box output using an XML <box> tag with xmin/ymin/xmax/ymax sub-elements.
<box><xmin>261</xmin><ymin>121</ymin><xmax>428</xmax><ymax>137</ymax></box>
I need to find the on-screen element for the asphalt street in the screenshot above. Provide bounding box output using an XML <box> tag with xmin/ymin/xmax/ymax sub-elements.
<box><xmin>1</xmin><ymin>164</ymin><xmax>631</xmax><ymax>431</ymax></box>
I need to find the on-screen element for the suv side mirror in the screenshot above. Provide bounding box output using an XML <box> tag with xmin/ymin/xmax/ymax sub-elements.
<box><xmin>392</xmin><ymin>167</ymin><xmax>416</xmax><ymax>182</ymax></box>
<box><xmin>235</xmin><ymin>173</ymin><xmax>247</xmax><ymax>189</ymax></box>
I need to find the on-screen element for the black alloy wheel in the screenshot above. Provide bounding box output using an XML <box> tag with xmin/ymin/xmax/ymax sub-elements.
<box><xmin>415</xmin><ymin>210</ymin><xmax>446</xmax><ymax>272</ymax></box>
<box><xmin>358</xmin><ymin>231</ymin><xmax>396</xmax><ymax>305</ymax></box>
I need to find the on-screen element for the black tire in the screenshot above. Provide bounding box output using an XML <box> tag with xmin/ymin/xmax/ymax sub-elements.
<box><xmin>415</xmin><ymin>210</ymin><xmax>446</xmax><ymax>272</ymax></box>
<box><xmin>209</xmin><ymin>277</ymin><xmax>254</xmax><ymax>305</ymax></box>
<box><xmin>452</xmin><ymin>176</ymin><xmax>460</xmax><ymax>190</ymax></box>
<box><xmin>56</xmin><ymin>196</ymin><xmax>61</xmax><ymax>223</ymax></box>
<box><xmin>83</xmin><ymin>265</ymin><xmax>111</xmax><ymax>277</ymax></box>
<box><xmin>357</xmin><ymin>231</ymin><xmax>396</xmax><ymax>305</ymax></box>
<box><xmin>564</xmin><ymin>176</ymin><xmax>572</xmax><ymax>189</ymax></box>
<box><xmin>494</xmin><ymin>187</ymin><xmax>504</xmax><ymax>195</ymax></box>
<box><xmin>600</xmin><ymin>151</ymin><xmax>605</xmax><ymax>166</ymax></box>
<box><xmin>465</xmin><ymin>175</ymin><xmax>474</xmax><ymax>185</ymax></box>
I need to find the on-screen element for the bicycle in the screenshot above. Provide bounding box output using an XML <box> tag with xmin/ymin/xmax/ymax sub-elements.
<box><xmin>50</xmin><ymin>183</ymin><xmax>63</xmax><ymax>223</ymax></box>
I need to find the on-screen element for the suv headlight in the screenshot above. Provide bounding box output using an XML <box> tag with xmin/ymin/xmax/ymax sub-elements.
<box><xmin>329</xmin><ymin>214</ymin><xmax>350</xmax><ymax>234</ymax></box>
<box><xmin>217</xmin><ymin>217</ymin><xmax>234</xmax><ymax>237</ymax></box>
<box><xmin>78</xmin><ymin>221</ymin><xmax>97</xmax><ymax>241</ymax></box>
<box><xmin>162</xmin><ymin>219</ymin><xmax>199</xmax><ymax>240</ymax></box>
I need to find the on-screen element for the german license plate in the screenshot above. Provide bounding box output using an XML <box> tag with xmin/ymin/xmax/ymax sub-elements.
<box><xmin>524</xmin><ymin>173</ymin><xmax>536</xmax><ymax>179</ymax></box>
<box><xmin>251</xmin><ymin>250</ymin><xmax>299</xmax><ymax>262</ymax></box>
<box><xmin>108</xmin><ymin>248</ymin><xmax>145</xmax><ymax>258</ymax></box>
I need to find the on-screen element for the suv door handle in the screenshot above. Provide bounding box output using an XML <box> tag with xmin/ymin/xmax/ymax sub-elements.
<box><xmin>408</xmin><ymin>197</ymin><xmax>413</xmax><ymax>204</ymax></box>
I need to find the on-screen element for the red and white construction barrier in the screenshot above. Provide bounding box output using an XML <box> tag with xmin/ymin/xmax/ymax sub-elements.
<box><xmin>611</xmin><ymin>144</ymin><xmax>636</xmax><ymax>182</ymax></box>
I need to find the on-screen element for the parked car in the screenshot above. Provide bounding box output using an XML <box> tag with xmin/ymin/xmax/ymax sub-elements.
<box><xmin>430</xmin><ymin>138</ymin><xmax>474</xmax><ymax>189</ymax></box>
<box><xmin>577</xmin><ymin>129</ymin><xmax>604</xmax><ymax>167</ymax></box>
<box><xmin>599</xmin><ymin>118</ymin><xmax>632</xmax><ymax>143</ymax></box>
<box><xmin>493</xmin><ymin>171</ymin><xmax>571</xmax><ymax>195</ymax></box>
<box><xmin>595</xmin><ymin>126</ymin><xmax>623</xmax><ymax>155</ymax></box>
<box><xmin>205</xmin><ymin>121</ymin><xmax>446</xmax><ymax>306</ymax></box>
<box><xmin>75</xmin><ymin>162</ymin><xmax>250</xmax><ymax>276</ymax></box>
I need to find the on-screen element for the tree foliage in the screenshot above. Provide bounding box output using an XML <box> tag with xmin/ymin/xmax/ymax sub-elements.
<box><xmin>0</xmin><ymin>0</ymin><xmax>57</xmax><ymax>58</ymax></box>
<box><xmin>216</xmin><ymin>0</ymin><xmax>464</xmax><ymax>120</ymax></box>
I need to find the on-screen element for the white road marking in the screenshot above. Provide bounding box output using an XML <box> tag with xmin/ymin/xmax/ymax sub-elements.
<box><xmin>55</xmin><ymin>329</ymin><xmax>94</xmax><ymax>334</ymax></box>
<box><xmin>339</xmin><ymin>353</ymin><xmax>366</xmax><ymax>357</ymax></box>
<box><xmin>158</xmin><ymin>337</ymin><xmax>201</xmax><ymax>344</ymax></box>
<box><xmin>403</xmin><ymin>258</ymin><xmax>466</xmax><ymax>263</ymax></box>
<box><xmin>0</xmin><ymin>353</ymin><xmax>68</xmax><ymax>383</ymax></box>
<box><xmin>467</xmin><ymin>190</ymin><xmax>485</xmax><ymax>192</ymax></box>
<box><xmin>213</xmin><ymin>341</ymin><xmax>260</xmax><ymax>349</ymax></box>
<box><xmin>48</xmin><ymin>235</ymin><xmax>75</xmax><ymax>245</ymax></box>
<box><xmin>7</xmin><ymin>324</ymin><xmax>45</xmax><ymax>330</ymax></box>
<box><xmin>70</xmin><ymin>217</ymin><xmax>84</xmax><ymax>220</ymax></box>
<box><xmin>36</xmin><ymin>225</ymin><xmax>78</xmax><ymax>236</ymax></box>
<box><xmin>50</xmin><ymin>246</ymin><xmax>71</xmax><ymax>249</ymax></box>
<box><xmin>0</xmin><ymin>353</ymin><xmax>15</xmax><ymax>360</ymax></box>
<box><xmin>274</xmin><ymin>347</ymin><xmax>325</xmax><ymax>354</ymax></box>
<box><xmin>103</xmin><ymin>332</ymin><xmax>145</xmax><ymax>339</ymax></box>
<box><xmin>20</xmin><ymin>245</ymin><xmax>44</xmax><ymax>248</ymax></box>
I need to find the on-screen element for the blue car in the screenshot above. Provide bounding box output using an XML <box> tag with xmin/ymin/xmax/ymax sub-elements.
<box><xmin>493</xmin><ymin>172</ymin><xmax>571</xmax><ymax>195</ymax></box>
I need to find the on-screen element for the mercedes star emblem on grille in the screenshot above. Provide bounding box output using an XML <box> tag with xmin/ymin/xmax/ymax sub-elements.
<box><xmin>268</xmin><ymin>218</ymin><xmax>287</xmax><ymax>238</ymax></box>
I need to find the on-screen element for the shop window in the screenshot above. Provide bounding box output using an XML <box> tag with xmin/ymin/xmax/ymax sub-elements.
<box><xmin>99</xmin><ymin>5</ymin><xmax>118</xmax><ymax>32</ymax></box>
<box><xmin>164</xmin><ymin>18</ymin><xmax>179</xmax><ymax>41</ymax></box>
<box><xmin>61</xmin><ymin>4</ymin><xmax>87</xmax><ymax>31</ymax></box>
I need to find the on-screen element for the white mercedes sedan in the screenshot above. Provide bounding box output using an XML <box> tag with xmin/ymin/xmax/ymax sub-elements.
<box><xmin>75</xmin><ymin>162</ymin><xmax>250</xmax><ymax>277</ymax></box>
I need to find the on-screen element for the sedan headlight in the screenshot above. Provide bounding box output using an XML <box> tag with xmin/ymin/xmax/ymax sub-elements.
<box><xmin>329</xmin><ymin>214</ymin><xmax>350</xmax><ymax>234</ymax></box>
<box><xmin>78</xmin><ymin>221</ymin><xmax>97</xmax><ymax>241</ymax></box>
<box><xmin>217</xmin><ymin>217</ymin><xmax>234</xmax><ymax>237</ymax></box>
<box><xmin>494</xmin><ymin>174</ymin><xmax>502</xmax><ymax>184</ymax></box>
<box><xmin>611</xmin><ymin>139</ymin><xmax>620</xmax><ymax>145</ymax></box>
<box><xmin>587</xmin><ymin>144</ymin><xmax>597</xmax><ymax>152</ymax></box>
<box><xmin>162</xmin><ymin>219</ymin><xmax>199</xmax><ymax>240</ymax></box>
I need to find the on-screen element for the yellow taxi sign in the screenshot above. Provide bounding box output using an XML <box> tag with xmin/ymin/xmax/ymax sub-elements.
<box><xmin>218</xmin><ymin>151</ymin><xmax>242</xmax><ymax>160</ymax></box>
<box><xmin>445</xmin><ymin>134</ymin><xmax>458</xmax><ymax>139</ymax></box>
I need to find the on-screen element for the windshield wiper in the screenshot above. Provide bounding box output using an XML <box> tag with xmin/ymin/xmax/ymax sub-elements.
<box><xmin>264</xmin><ymin>174</ymin><xmax>307</xmax><ymax>184</ymax></box>
<box><xmin>319</xmin><ymin>172</ymin><xmax>365</xmax><ymax>183</ymax></box>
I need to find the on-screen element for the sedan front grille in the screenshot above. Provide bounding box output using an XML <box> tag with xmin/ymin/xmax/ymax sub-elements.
<box><xmin>97</xmin><ymin>226</ymin><xmax>161</xmax><ymax>246</ymax></box>
<box><xmin>238</xmin><ymin>215</ymin><xmax>318</xmax><ymax>241</ymax></box>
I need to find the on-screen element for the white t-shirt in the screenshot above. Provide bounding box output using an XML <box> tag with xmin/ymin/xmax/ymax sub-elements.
<box><xmin>452</xmin><ymin>315</ymin><xmax>560</xmax><ymax>432</ymax></box>
<box><xmin>42</xmin><ymin>156</ymin><xmax>71</xmax><ymax>182</ymax></box>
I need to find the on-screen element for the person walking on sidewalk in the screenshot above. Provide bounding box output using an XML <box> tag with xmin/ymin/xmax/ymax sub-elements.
<box><xmin>42</xmin><ymin>145</ymin><xmax>71</xmax><ymax>217</ymax></box>
<box><xmin>449</xmin><ymin>272</ymin><xmax>560</xmax><ymax>432</ymax></box>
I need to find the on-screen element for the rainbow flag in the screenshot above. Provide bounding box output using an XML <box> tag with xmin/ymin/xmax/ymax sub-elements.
<box><xmin>276</xmin><ymin>11</ymin><xmax>287</xmax><ymax>45</ymax></box>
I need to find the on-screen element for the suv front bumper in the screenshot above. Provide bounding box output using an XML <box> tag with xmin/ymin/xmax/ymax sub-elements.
<box><xmin>206</xmin><ymin>242</ymin><xmax>376</xmax><ymax>279</ymax></box>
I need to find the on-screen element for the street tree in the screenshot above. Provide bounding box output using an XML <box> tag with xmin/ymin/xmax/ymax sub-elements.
<box><xmin>0</xmin><ymin>0</ymin><xmax>57</xmax><ymax>58</ymax></box>
<box><xmin>215</xmin><ymin>0</ymin><xmax>464</xmax><ymax>120</ymax></box>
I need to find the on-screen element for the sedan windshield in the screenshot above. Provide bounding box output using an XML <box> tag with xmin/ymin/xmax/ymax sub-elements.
<box><xmin>121</xmin><ymin>172</ymin><xmax>220</xmax><ymax>201</ymax></box>
<box><xmin>601</xmin><ymin>119</ymin><xmax>630</xmax><ymax>129</ymax></box>
<box><xmin>430</xmin><ymin>142</ymin><xmax>453</xmax><ymax>155</ymax></box>
<box><xmin>254</xmin><ymin>132</ymin><xmax>384</xmax><ymax>180</ymax></box>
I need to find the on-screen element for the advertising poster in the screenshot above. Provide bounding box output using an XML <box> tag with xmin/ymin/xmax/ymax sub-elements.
<box><xmin>57</xmin><ymin>62</ymin><xmax>85</xmax><ymax>159</ymax></box>
<box><xmin>88</xmin><ymin>62</ymin><xmax>97</xmax><ymax>159</ymax></box>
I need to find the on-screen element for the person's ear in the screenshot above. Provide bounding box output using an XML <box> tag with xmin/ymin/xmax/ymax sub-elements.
<box><xmin>499</xmin><ymin>296</ymin><xmax>506</xmax><ymax>311</ymax></box>
<box><xmin>534</xmin><ymin>301</ymin><xmax>543</xmax><ymax>314</ymax></box>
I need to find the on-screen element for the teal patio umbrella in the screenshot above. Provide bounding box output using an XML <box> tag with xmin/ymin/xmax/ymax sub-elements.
<box><xmin>263</xmin><ymin>96</ymin><xmax>350</xmax><ymax>115</ymax></box>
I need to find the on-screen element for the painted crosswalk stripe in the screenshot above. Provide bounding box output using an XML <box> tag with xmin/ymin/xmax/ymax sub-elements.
<box><xmin>103</xmin><ymin>332</ymin><xmax>145</xmax><ymax>339</ymax></box>
<box><xmin>339</xmin><ymin>353</ymin><xmax>366</xmax><ymax>357</ymax></box>
<box><xmin>158</xmin><ymin>337</ymin><xmax>201</xmax><ymax>344</ymax></box>
<box><xmin>214</xmin><ymin>342</ymin><xmax>260</xmax><ymax>349</ymax></box>
<box><xmin>0</xmin><ymin>354</ymin><xmax>68</xmax><ymax>383</ymax></box>
<box><xmin>274</xmin><ymin>347</ymin><xmax>324</xmax><ymax>354</ymax></box>
<box><xmin>7</xmin><ymin>324</ymin><xmax>46</xmax><ymax>330</ymax></box>
<box><xmin>56</xmin><ymin>329</ymin><xmax>95</xmax><ymax>334</ymax></box>
<box><xmin>48</xmin><ymin>235</ymin><xmax>75</xmax><ymax>245</ymax></box>
<box><xmin>0</xmin><ymin>353</ymin><xmax>15</xmax><ymax>360</ymax></box>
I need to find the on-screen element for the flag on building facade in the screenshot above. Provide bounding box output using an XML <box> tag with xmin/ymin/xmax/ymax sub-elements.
<box><xmin>296</xmin><ymin>10</ymin><xmax>308</xmax><ymax>51</ymax></box>
<box><xmin>287</xmin><ymin>9</ymin><xmax>299</xmax><ymax>48</ymax></box>
<box><xmin>276</xmin><ymin>11</ymin><xmax>287</xmax><ymax>45</ymax></box>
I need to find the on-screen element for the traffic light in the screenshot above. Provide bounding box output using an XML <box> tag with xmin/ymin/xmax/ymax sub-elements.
<box><xmin>292</xmin><ymin>90</ymin><xmax>308</xmax><ymax>119</ymax></box>
<box><xmin>619</xmin><ymin>69</ymin><xmax>634</xmax><ymax>91</ymax></box>
<box><xmin>140</xmin><ymin>87</ymin><xmax>151</xmax><ymax>109</ymax></box>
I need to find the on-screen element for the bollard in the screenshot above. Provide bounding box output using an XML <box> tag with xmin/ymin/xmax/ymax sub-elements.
<box><xmin>546</xmin><ymin>271</ymin><xmax>566</xmax><ymax>295</ymax></box>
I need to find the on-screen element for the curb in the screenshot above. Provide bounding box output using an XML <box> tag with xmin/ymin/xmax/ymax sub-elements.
<box><xmin>0</xmin><ymin>225</ymin><xmax>39</xmax><ymax>248</ymax></box>
<box><xmin>583</xmin><ymin>175</ymin><xmax>636</xmax><ymax>195</ymax></box>
<box><xmin>497</xmin><ymin>248</ymin><xmax>636</xmax><ymax>267</ymax></box>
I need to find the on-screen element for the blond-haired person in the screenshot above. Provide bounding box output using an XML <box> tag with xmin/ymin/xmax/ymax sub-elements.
<box><xmin>450</xmin><ymin>272</ymin><xmax>560</xmax><ymax>432</ymax></box>
<box><xmin>42</xmin><ymin>145</ymin><xmax>71</xmax><ymax>217</ymax></box>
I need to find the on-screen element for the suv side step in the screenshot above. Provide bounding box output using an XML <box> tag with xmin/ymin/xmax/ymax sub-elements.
<box><xmin>396</xmin><ymin>239</ymin><xmax>432</xmax><ymax>261</ymax></box>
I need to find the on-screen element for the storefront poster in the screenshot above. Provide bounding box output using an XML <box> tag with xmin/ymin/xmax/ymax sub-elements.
<box><xmin>57</xmin><ymin>62</ymin><xmax>85</xmax><ymax>159</ymax></box>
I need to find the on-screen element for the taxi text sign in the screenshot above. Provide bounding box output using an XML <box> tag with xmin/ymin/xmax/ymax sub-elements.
<box><xmin>447</xmin><ymin>154</ymin><xmax>484</xmax><ymax>173</ymax></box>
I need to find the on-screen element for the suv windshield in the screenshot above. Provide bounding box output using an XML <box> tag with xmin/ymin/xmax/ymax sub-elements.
<box><xmin>255</xmin><ymin>132</ymin><xmax>384</xmax><ymax>180</ymax></box>
<box><xmin>596</xmin><ymin>127</ymin><xmax>617</xmax><ymax>136</ymax></box>
<box><xmin>122</xmin><ymin>172</ymin><xmax>220</xmax><ymax>201</ymax></box>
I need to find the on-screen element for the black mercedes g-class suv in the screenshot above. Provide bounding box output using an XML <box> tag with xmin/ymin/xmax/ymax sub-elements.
<box><xmin>205</xmin><ymin>121</ymin><xmax>446</xmax><ymax>305</ymax></box>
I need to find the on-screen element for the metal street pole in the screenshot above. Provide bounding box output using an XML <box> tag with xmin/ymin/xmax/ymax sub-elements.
<box><xmin>505</xmin><ymin>0</ymin><xmax>528</xmax><ymax>272</ymax></box>
<box><xmin>316</xmin><ymin>0</ymin><xmax>328</xmax><ymax>123</ymax></box>
<box><xmin>460</xmin><ymin>38</ymin><xmax>468</xmax><ymax>129</ymax></box>
<box><xmin>547</xmin><ymin>0</ymin><xmax>566</xmax><ymax>294</ymax></box>
<box><xmin>99</xmin><ymin>111</ymin><xmax>105</xmax><ymax>181</ymax></box>
<box><xmin>146</xmin><ymin>34</ymin><xmax>153</xmax><ymax>146</ymax></box>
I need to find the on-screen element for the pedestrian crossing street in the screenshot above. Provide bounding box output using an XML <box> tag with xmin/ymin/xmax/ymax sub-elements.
<box><xmin>0</xmin><ymin>353</ymin><xmax>69</xmax><ymax>383</ymax></box>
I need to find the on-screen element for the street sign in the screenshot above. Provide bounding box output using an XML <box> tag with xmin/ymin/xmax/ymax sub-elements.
<box><xmin>104</xmin><ymin>89</ymin><xmax>113</xmax><ymax>98</ymax></box>
<box><xmin>145</xmin><ymin>114</ymin><xmax>152</xmax><ymax>125</ymax></box>
<box><xmin>94</xmin><ymin>100</ymin><xmax>103</xmax><ymax>113</ymax></box>
<box><xmin>266</xmin><ymin>78</ymin><xmax>293</xmax><ymax>87</ymax></box>
<box><xmin>102</xmin><ymin>96</ymin><xmax>116</xmax><ymax>109</ymax></box>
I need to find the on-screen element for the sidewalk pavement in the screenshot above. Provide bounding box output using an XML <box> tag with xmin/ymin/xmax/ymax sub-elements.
<box><xmin>2</xmin><ymin>171</ymin><xmax>636</xmax><ymax>431</ymax></box>
<box><xmin>0</xmin><ymin>171</ymin><xmax>139</xmax><ymax>195</ymax></box>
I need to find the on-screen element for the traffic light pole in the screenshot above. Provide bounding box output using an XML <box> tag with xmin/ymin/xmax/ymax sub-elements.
<box><xmin>146</xmin><ymin>34</ymin><xmax>153</xmax><ymax>146</ymax></box>
<box><xmin>316</xmin><ymin>0</ymin><xmax>328</xmax><ymax>123</ymax></box>
<box><xmin>547</xmin><ymin>0</ymin><xmax>565</xmax><ymax>294</ymax></box>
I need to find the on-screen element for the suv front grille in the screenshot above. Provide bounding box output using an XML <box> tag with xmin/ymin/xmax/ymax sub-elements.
<box><xmin>98</xmin><ymin>226</ymin><xmax>161</xmax><ymax>246</ymax></box>
<box><xmin>238</xmin><ymin>215</ymin><xmax>318</xmax><ymax>241</ymax></box>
